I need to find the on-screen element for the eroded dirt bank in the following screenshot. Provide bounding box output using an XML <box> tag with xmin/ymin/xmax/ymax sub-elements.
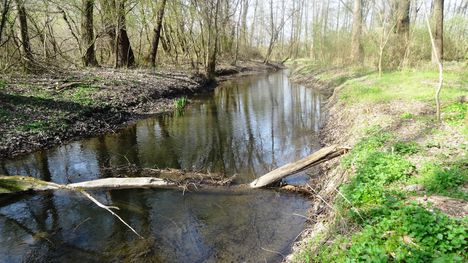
<box><xmin>0</xmin><ymin>61</ymin><xmax>281</xmax><ymax>159</ymax></box>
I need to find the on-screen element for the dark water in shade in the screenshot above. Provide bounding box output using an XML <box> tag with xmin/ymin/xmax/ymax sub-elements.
<box><xmin>0</xmin><ymin>70</ymin><xmax>324</xmax><ymax>262</ymax></box>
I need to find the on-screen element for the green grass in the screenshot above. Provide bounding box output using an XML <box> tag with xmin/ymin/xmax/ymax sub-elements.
<box><xmin>63</xmin><ymin>84</ymin><xmax>99</xmax><ymax>106</ymax></box>
<box><xmin>291</xmin><ymin>64</ymin><xmax>467</xmax><ymax>262</ymax></box>
<box><xmin>315</xmin><ymin>205</ymin><xmax>467</xmax><ymax>262</ymax></box>
<box><xmin>174</xmin><ymin>97</ymin><xmax>187</xmax><ymax>110</ymax></box>
<box><xmin>0</xmin><ymin>80</ymin><xmax>6</xmax><ymax>89</ymax></box>
<box><xmin>417</xmin><ymin>162</ymin><xmax>468</xmax><ymax>200</ymax></box>
<box><xmin>298</xmin><ymin>128</ymin><xmax>468</xmax><ymax>262</ymax></box>
<box><xmin>442</xmin><ymin>102</ymin><xmax>467</xmax><ymax>125</ymax></box>
<box><xmin>393</xmin><ymin>141</ymin><xmax>420</xmax><ymax>155</ymax></box>
<box><xmin>19</xmin><ymin>120</ymin><xmax>49</xmax><ymax>132</ymax></box>
<box><xmin>339</xmin><ymin>70</ymin><xmax>468</xmax><ymax>104</ymax></box>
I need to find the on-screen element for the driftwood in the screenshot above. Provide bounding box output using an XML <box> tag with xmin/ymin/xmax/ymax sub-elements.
<box><xmin>249</xmin><ymin>145</ymin><xmax>347</xmax><ymax>188</ymax></box>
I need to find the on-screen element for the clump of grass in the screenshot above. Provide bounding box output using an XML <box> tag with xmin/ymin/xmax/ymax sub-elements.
<box><xmin>20</xmin><ymin>120</ymin><xmax>48</xmax><ymax>132</ymax></box>
<box><xmin>63</xmin><ymin>84</ymin><xmax>99</xmax><ymax>106</ymax></box>
<box><xmin>442</xmin><ymin>102</ymin><xmax>467</xmax><ymax>125</ymax></box>
<box><xmin>401</xmin><ymin>112</ymin><xmax>414</xmax><ymax>119</ymax></box>
<box><xmin>174</xmin><ymin>97</ymin><xmax>187</xmax><ymax>110</ymax></box>
<box><xmin>393</xmin><ymin>141</ymin><xmax>420</xmax><ymax>155</ymax></box>
<box><xmin>418</xmin><ymin>162</ymin><xmax>467</xmax><ymax>199</ymax></box>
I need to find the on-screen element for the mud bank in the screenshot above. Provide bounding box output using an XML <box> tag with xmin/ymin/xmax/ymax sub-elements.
<box><xmin>0</xmin><ymin>61</ymin><xmax>281</xmax><ymax>159</ymax></box>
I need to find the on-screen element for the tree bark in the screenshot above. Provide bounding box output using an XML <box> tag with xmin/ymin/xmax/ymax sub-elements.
<box><xmin>0</xmin><ymin>0</ymin><xmax>10</xmax><ymax>44</ymax></box>
<box><xmin>81</xmin><ymin>0</ymin><xmax>99</xmax><ymax>67</ymax></box>
<box><xmin>351</xmin><ymin>0</ymin><xmax>363</xmax><ymax>63</ymax></box>
<box><xmin>15</xmin><ymin>0</ymin><xmax>34</xmax><ymax>69</ymax></box>
<box><xmin>206</xmin><ymin>0</ymin><xmax>220</xmax><ymax>81</ymax></box>
<box><xmin>149</xmin><ymin>0</ymin><xmax>167</xmax><ymax>68</ymax></box>
<box><xmin>432</xmin><ymin>0</ymin><xmax>444</xmax><ymax>63</ymax></box>
<box><xmin>249</xmin><ymin>145</ymin><xmax>347</xmax><ymax>188</ymax></box>
<box><xmin>115</xmin><ymin>0</ymin><xmax>135</xmax><ymax>67</ymax></box>
<box><xmin>395</xmin><ymin>0</ymin><xmax>410</xmax><ymax>64</ymax></box>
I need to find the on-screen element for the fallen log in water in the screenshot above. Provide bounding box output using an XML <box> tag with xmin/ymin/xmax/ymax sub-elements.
<box><xmin>0</xmin><ymin>145</ymin><xmax>346</xmax><ymax>238</ymax></box>
<box><xmin>0</xmin><ymin>174</ymin><xmax>234</xmax><ymax>238</ymax></box>
<box><xmin>0</xmin><ymin>176</ymin><xmax>177</xmax><ymax>194</ymax></box>
<box><xmin>249</xmin><ymin>145</ymin><xmax>348</xmax><ymax>188</ymax></box>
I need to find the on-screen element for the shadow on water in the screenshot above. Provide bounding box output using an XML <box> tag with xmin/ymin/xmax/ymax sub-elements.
<box><xmin>0</xmin><ymin>70</ymin><xmax>324</xmax><ymax>262</ymax></box>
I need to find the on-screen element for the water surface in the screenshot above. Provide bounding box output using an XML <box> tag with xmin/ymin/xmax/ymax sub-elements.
<box><xmin>0</xmin><ymin>70</ymin><xmax>323</xmax><ymax>262</ymax></box>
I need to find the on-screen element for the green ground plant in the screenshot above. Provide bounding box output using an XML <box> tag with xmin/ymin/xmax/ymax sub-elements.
<box><xmin>442</xmin><ymin>102</ymin><xmax>467</xmax><ymax>125</ymax></box>
<box><xmin>307</xmin><ymin>127</ymin><xmax>468</xmax><ymax>262</ymax></box>
<box><xmin>417</xmin><ymin>162</ymin><xmax>468</xmax><ymax>200</ymax></box>
<box><xmin>174</xmin><ymin>97</ymin><xmax>188</xmax><ymax>110</ymax></box>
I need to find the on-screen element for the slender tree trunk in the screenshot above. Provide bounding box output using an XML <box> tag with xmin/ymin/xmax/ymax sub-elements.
<box><xmin>15</xmin><ymin>0</ymin><xmax>34</xmax><ymax>69</ymax></box>
<box><xmin>432</xmin><ymin>0</ymin><xmax>444</xmax><ymax>63</ymax></box>
<box><xmin>149</xmin><ymin>0</ymin><xmax>167</xmax><ymax>68</ymax></box>
<box><xmin>351</xmin><ymin>0</ymin><xmax>363</xmax><ymax>63</ymax></box>
<box><xmin>0</xmin><ymin>0</ymin><xmax>10</xmax><ymax>44</ymax></box>
<box><xmin>425</xmin><ymin>13</ymin><xmax>443</xmax><ymax>123</ymax></box>
<box><xmin>206</xmin><ymin>0</ymin><xmax>220</xmax><ymax>80</ymax></box>
<box><xmin>240</xmin><ymin>0</ymin><xmax>249</xmax><ymax>47</ymax></box>
<box><xmin>81</xmin><ymin>0</ymin><xmax>99</xmax><ymax>67</ymax></box>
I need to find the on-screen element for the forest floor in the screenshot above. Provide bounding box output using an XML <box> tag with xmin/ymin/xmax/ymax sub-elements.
<box><xmin>287</xmin><ymin>59</ymin><xmax>467</xmax><ymax>262</ymax></box>
<box><xmin>0</xmin><ymin>60</ymin><xmax>281</xmax><ymax>159</ymax></box>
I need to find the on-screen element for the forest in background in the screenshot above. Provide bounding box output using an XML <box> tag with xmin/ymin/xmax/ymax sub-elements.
<box><xmin>0</xmin><ymin>0</ymin><xmax>467</xmax><ymax>78</ymax></box>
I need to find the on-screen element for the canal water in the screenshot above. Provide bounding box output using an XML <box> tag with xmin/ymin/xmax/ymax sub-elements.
<box><xmin>0</xmin><ymin>70</ymin><xmax>323</xmax><ymax>262</ymax></box>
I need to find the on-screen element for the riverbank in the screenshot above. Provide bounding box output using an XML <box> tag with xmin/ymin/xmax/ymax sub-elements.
<box><xmin>0</xmin><ymin>61</ymin><xmax>281</xmax><ymax>159</ymax></box>
<box><xmin>287</xmin><ymin>60</ymin><xmax>467</xmax><ymax>262</ymax></box>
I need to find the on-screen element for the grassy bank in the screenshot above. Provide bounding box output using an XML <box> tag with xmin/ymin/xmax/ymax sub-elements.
<box><xmin>288</xmin><ymin>60</ymin><xmax>467</xmax><ymax>262</ymax></box>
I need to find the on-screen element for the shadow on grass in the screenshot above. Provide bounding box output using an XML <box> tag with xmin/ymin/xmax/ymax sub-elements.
<box><xmin>0</xmin><ymin>92</ymin><xmax>109</xmax><ymax>116</ymax></box>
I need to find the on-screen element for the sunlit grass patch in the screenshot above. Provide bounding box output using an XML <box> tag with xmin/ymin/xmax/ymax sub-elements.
<box><xmin>62</xmin><ymin>84</ymin><xmax>99</xmax><ymax>106</ymax></box>
<box><xmin>442</xmin><ymin>102</ymin><xmax>467</xmax><ymax>125</ymax></box>
<box><xmin>339</xmin><ymin>70</ymin><xmax>468</xmax><ymax>105</ymax></box>
<box><xmin>315</xmin><ymin>204</ymin><xmax>468</xmax><ymax>262</ymax></box>
<box><xmin>417</xmin><ymin>161</ymin><xmax>468</xmax><ymax>200</ymax></box>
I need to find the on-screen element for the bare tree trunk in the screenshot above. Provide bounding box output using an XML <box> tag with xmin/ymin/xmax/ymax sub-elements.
<box><xmin>81</xmin><ymin>0</ymin><xmax>99</xmax><ymax>67</ymax></box>
<box><xmin>206</xmin><ymin>0</ymin><xmax>220</xmax><ymax>80</ymax></box>
<box><xmin>149</xmin><ymin>0</ymin><xmax>167</xmax><ymax>68</ymax></box>
<box><xmin>240</xmin><ymin>0</ymin><xmax>249</xmax><ymax>47</ymax></box>
<box><xmin>116</xmin><ymin>0</ymin><xmax>134</xmax><ymax>67</ymax></box>
<box><xmin>432</xmin><ymin>0</ymin><xmax>444</xmax><ymax>63</ymax></box>
<box><xmin>351</xmin><ymin>0</ymin><xmax>363</xmax><ymax>63</ymax></box>
<box><xmin>15</xmin><ymin>0</ymin><xmax>34</xmax><ymax>69</ymax></box>
<box><xmin>394</xmin><ymin>0</ymin><xmax>410</xmax><ymax>66</ymax></box>
<box><xmin>0</xmin><ymin>0</ymin><xmax>10</xmax><ymax>44</ymax></box>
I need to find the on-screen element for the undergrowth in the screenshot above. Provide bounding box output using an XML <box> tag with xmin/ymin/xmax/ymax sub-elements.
<box><xmin>301</xmin><ymin>127</ymin><xmax>468</xmax><ymax>262</ymax></box>
<box><xmin>417</xmin><ymin>161</ymin><xmax>468</xmax><ymax>200</ymax></box>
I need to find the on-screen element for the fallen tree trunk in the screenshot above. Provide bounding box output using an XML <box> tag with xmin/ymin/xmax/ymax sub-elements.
<box><xmin>249</xmin><ymin>145</ymin><xmax>347</xmax><ymax>188</ymax></box>
<box><xmin>0</xmin><ymin>176</ymin><xmax>177</xmax><ymax>194</ymax></box>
